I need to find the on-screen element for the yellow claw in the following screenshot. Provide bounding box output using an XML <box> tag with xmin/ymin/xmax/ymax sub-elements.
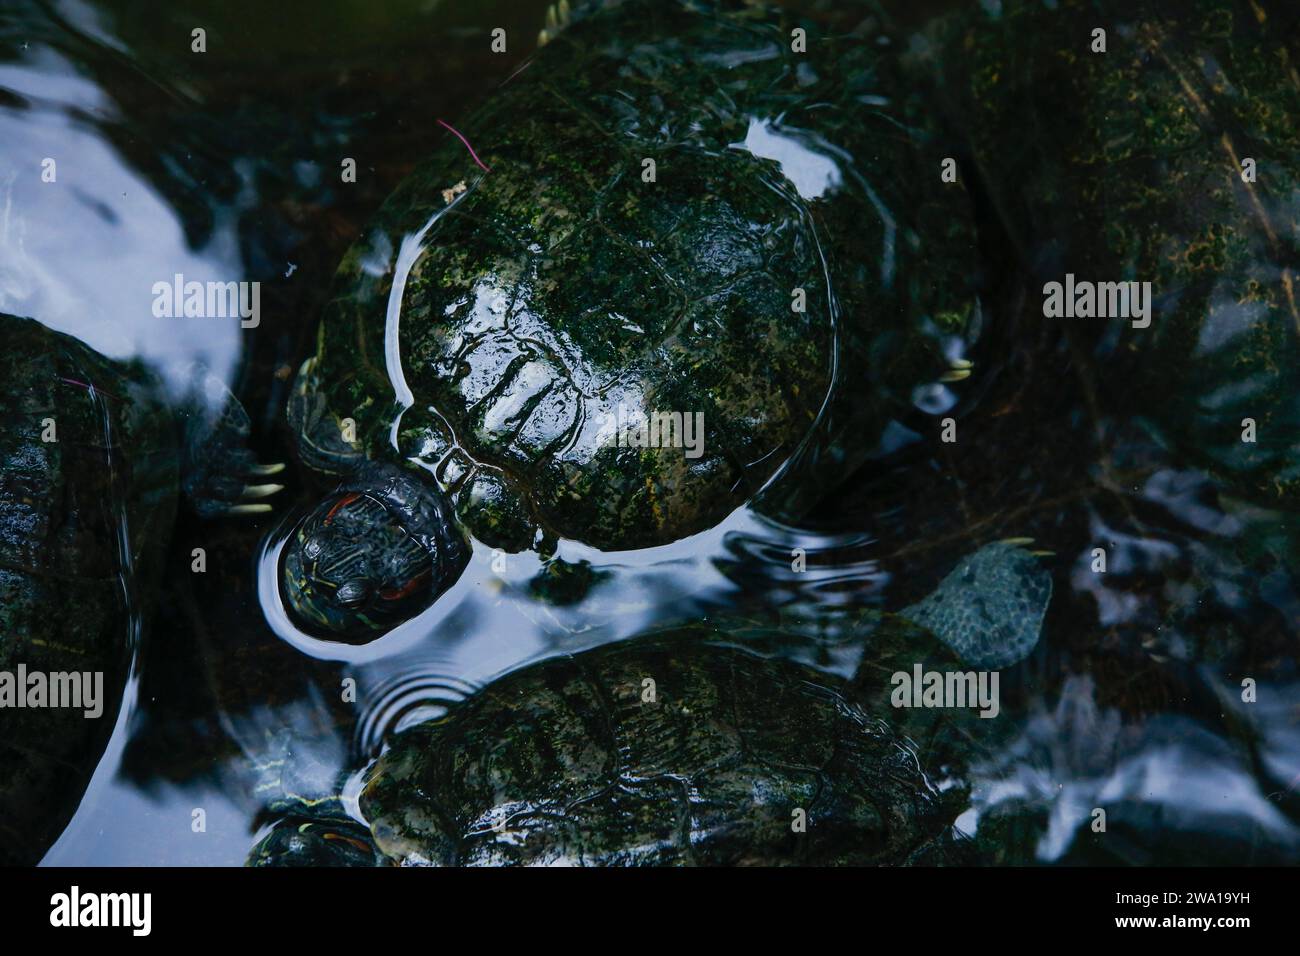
<box><xmin>241</xmin><ymin>483</ymin><xmax>284</xmax><ymax>500</ymax></box>
<box><xmin>540</xmin><ymin>1</ymin><xmax>571</xmax><ymax>46</ymax></box>
<box><xmin>939</xmin><ymin>368</ymin><xmax>971</xmax><ymax>382</ymax></box>
<box><xmin>998</xmin><ymin>537</ymin><xmax>1035</xmax><ymax>546</ymax></box>
<box><xmin>227</xmin><ymin>503</ymin><xmax>272</xmax><ymax>516</ymax></box>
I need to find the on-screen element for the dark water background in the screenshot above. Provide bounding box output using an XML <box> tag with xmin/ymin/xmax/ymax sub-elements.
<box><xmin>1</xmin><ymin>0</ymin><xmax>1297</xmax><ymax>865</ymax></box>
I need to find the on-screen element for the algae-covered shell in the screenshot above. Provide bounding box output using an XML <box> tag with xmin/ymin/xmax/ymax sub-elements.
<box><xmin>359</xmin><ymin>630</ymin><xmax>958</xmax><ymax>866</ymax></box>
<box><xmin>0</xmin><ymin>313</ymin><xmax>178</xmax><ymax>864</ymax></box>
<box><xmin>933</xmin><ymin>0</ymin><xmax>1300</xmax><ymax>506</ymax></box>
<box><xmin>291</xmin><ymin>0</ymin><xmax>980</xmax><ymax>553</ymax></box>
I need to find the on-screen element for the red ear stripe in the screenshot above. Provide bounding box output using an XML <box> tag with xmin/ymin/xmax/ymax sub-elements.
<box><xmin>324</xmin><ymin>492</ymin><xmax>362</xmax><ymax>524</ymax></box>
<box><xmin>323</xmin><ymin>831</ymin><xmax>373</xmax><ymax>853</ymax></box>
<box><xmin>379</xmin><ymin>567</ymin><xmax>432</xmax><ymax>602</ymax></box>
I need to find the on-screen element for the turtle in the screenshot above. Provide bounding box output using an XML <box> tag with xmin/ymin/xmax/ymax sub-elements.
<box><xmin>282</xmin><ymin>0</ymin><xmax>984</xmax><ymax>638</ymax></box>
<box><xmin>243</xmin><ymin>719</ymin><xmax>388</xmax><ymax>868</ymax></box>
<box><xmin>250</xmin><ymin>540</ymin><xmax>1051</xmax><ymax>865</ymax></box>
<box><xmin>0</xmin><ymin>312</ymin><xmax>281</xmax><ymax>865</ymax></box>
<box><xmin>247</xmin><ymin>816</ymin><xmax>388</xmax><ymax>867</ymax></box>
<box><xmin>912</xmin><ymin>0</ymin><xmax>1300</xmax><ymax>511</ymax></box>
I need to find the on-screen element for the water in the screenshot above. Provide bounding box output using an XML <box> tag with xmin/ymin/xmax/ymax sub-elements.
<box><xmin>1</xmin><ymin>0</ymin><xmax>1296</xmax><ymax>865</ymax></box>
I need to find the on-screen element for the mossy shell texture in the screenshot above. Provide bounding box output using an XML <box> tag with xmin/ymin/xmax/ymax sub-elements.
<box><xmin>360</xmin><ymin>630</ymin><xmax>955</xmax><ymax>866</ymax></box>
<box><xmin>0</xmin><ymin>314</ymin><xmax>177</xmax><ymax>864</ymax></box>
<box><xmin>931</xmin><ymin>0</ymin><xmax>1300</xmax><ymax>507</ymax></box>
<box><xmin>297</xmin><ymin>0</ymin><xmax>977</xmax><ymax>551</ymax></box>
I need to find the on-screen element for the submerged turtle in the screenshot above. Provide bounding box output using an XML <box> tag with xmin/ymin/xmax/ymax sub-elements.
<box><xmin>242</xmin><ymin>719</ymin><xmax>387</xmax><ymax>868</ymax></box>
<box><xmin>248</xmin><ymin>816</ymin><xmax>387</xmax><ymax>867</ymax></box>
<box><xmin>0</xmin><ymin>312</ymin><xmax>279</xmax><ymax>865</ymax></box>
<box><xmin>250</xmin><ymin>541</ymin><xmax>1050</xmax><ymax>865</ymax></box>
<box><xmin>919</xmin><ymin>0</ymin><xmax>1300</xmax><ymax>508</ymax></box>
<box><xmin>283</xmin><ymin>0</ymin><xmax>982</xmax><ymax>637</ymax></box>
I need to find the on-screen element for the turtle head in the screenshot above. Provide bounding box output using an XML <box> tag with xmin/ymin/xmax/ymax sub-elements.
<box><xmin>281</xmin><ymin>463</ymin><xmax>470</xmax><ymax>640</ymax></box>
<box><xmin>248</xmin><ymin>817</ymin><xmax>384</xmax><ymax>867</ymax></box>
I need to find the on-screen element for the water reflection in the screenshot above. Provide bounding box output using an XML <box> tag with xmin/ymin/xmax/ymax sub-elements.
<box><xmin>970</xmin><ymin>675</ymin><xmax>1300</xmax><ymax>865</ymax></box>
<box><xmin>0</xmin><ymin>41</ymin><xmax>243</xmax><ymax>387</ymax></box>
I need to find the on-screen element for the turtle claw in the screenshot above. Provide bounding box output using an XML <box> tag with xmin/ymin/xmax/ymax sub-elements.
<box><xmin>192</xmin><ymin>464</ymin><xmax>285</xmax><ymax>517</ymax></box>
<box><xmin>994</xmin><ymin>539</ymin><xmax>1053</xmax><ymax>559</ymax></box>
<box><xmin>181</xmin><ymin>370</ymin><xmax>287</xmax><ymax>519</ymax></box>
<box><xmin>939</xmin><ymin>356</ymin><xmax>974</xmax><ymax>382</ymax></box>
<box><xmin>186</xmin><ymin>454</ymin><xmax>286</xmax><ymax>519</ymax></box>
<box><xmin>241</xmin><ymin>483</ymin><xmax>285</xmax><ymax>500</ymax></box>
<box><xmin>538</xmin><ymin>0</ymin><xmax>571</xmax><ymax>46</ymax></box>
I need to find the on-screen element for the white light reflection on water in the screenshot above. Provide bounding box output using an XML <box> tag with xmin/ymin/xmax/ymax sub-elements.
<box><xmin>732</xmin><ymin>117</ymin><xmax>841</xmax><ymax>201</ymax></box>
<box><xmin>0</xmin><ymin>50</ymin><xmax>244</xmax><ymax>392</ymax></box>
<box><xmin>966</xmin><ymin>675</ymin><xmax>1300</xmax><ymax>863</ymax></box>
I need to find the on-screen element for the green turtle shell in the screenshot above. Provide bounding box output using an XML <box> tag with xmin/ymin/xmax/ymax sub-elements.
<box><xmin>932</xmin><ymin>0</ymin><xmax>1300</xmax><ymax>507</ymax></box>
<box><xmin>0</xmin><ymin>313</ymin><xmax>178</xmax><ymax>864</ymax></box>
<box><xmin>359</xmin><ymin>629</ymin><xmax>961</xmax><ymax>866</ymax></box>
<box><xmin>293</xmin><ymin>0</ymin><xmax>979</xmax><ymax>551</ymax></box>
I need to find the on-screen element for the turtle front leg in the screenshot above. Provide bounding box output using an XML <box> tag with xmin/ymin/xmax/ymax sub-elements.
<box><xmin>176</xmin><ymin>366</ymin><xmax>286</xmax><ymax>517</ymax></box>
